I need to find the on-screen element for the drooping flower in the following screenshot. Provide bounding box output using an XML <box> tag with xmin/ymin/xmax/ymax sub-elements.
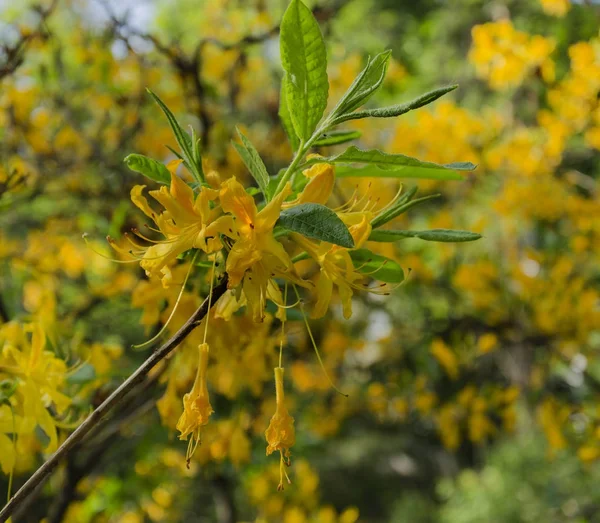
<box><xmin>110</xmin><ymin>165</ymin><xmax>233</xmax><ymax>286</ymax></box>
<box><xmin>219</xmin><ymin>177</ymin><xmax>304</xmax><ymax>321</ymax></box>
<box><xmin>176</xmin><ymin>342</ymin><xmax>214</xmax><ymax>466</ymax></box>
<box><xmin>265</xmin><ymin>367</ymin><xmax>295</xmax><ymax>491</ymax></box>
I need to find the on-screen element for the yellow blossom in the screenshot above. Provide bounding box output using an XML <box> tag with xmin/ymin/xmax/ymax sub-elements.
<box><xmin>430</xmin><ymin>338</ymin><xmax>459</xmax><ymax>380</ymax></box>
<box><xmin>283</xmin><ymin>159</ymin><xmax>335</xmax><ymax>208</ymax></box>
<box><xmin>176</xmin><ymin>342</ymin><xmax>214</xmax><ymax>465</ymax></box>
<box><xmin>219</xmin><ymin>177</ymin><xmax>303</xmax><ymax>321</ymax></box>
<box><xmin>111</xmin><ymin>167</ymin><xmax>231</xmax><ymax>286</ymax></box>
<box><xmin>540</xmin><ymin>0</ymin><xmax>570</xmax><ymax>16</ymax></box>
<box><xmin>265</xmin><ymin>367</ymin><xmax>295</xmax><ymax>490</ymax></box>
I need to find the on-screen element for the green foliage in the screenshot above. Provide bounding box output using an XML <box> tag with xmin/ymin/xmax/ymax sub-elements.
<box><xmin>436</xmin><ymin>434</ymin><xmax>600</xmax><ymax>523</ymax></box>
<box><xmin>279</xmin><ymin>76</ymin><xmax>300</xmax><ymax>152</ymax></box>
<box><xmin>146</xmin><ymin>89</ymin><xmax>204</xmax><ymax>183</ymax></box>
<box><xmin>350</xmin><ymin>249</ymin><xmax>404</xmax><ymax>282</ymax></box>
<box><xmin>369</xmin><ymin>228</ymin><xmax>482</xmax><ymax>242</ymax></box>
<box><xmin>371</xmin><ymin>193</ymin><xmax>440</xmax><ymax>228</ymax></box>
<box><xmin>280</xmin><ymin>0</ymin><xmax>329</xmax><ymax>141</ymax></box>
<box><xmin>232</xmin><ymin>127</ymin><xmax>271</xmax><ymax>199</ymax></box>
<box><xmin>330</xmin><ymin>50</ymin><xmax>391</xmax><ymax>119</ymax></box>
<box><xmin>334</xmin><ymin>84</ymin><xmax>458</xmax><ymax>123</ymax></box>
<box><xmin>278</xmin><ymin>203</ymin><xmax>355</xmax><ymax>248</ymax></box>
<box><xmin>305</xmin><ymin>146</ymin><xmax>474</xmax><ymax>180</ymax></box>
<box><xmin>123</xmin><ymin>154</ymin><xmax>171</xmax><ymax>184</ymax></box>
<box><xmin>314</xmin><ymin>130</ymin><xmax>362</xmax><ymax>146</ymax></box>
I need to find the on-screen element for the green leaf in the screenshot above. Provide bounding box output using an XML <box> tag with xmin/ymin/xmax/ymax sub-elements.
<box><xmin>0</xmin><ymin>379</ymin><xmax>17</xmax><ymax>405</ymax></box>
<box><xmin>350</xmin><ymin>248</ymin><xmax>404</xmax><ymax>283</ymax></box>
<box><xmin>278</xmin><ymin>203</ymin><xmax>354</xmax><ymax>248</ymax></box>
<box><xmin>333</xmin><ymin>85</ymin><xmax>457</xmax><ymax>124</ymax></box>
<box><xmin>335</xmin><ymin>165</ymin><xmax>465</xmax><ymax>181</ymax></box>
<box><xmin>369</xmin><ymin>228</ymin><xmax>483</xmax><ymax>243</ymax></box>
<box><xmin>232</xmin><ymin>127</ymin><xmax>270</xmax><ymax>199</ymax></box>
<box><xmin>280</xmin><ymin>0</ymin><xmax>329</xmax><ymax>140</ymax></box>
<box><xmin>190</xmin><ymin>127</ymin><xmax>204</xmax><ymax>179</ymax></box>
<box><xmin>305</xmin><ymin>146</ymin><xmax>475</xmax><ymax>181</ymax></box>
<box><xmin>147</xmin><ymin>89</ymin><xmax>193</xmax><ymax>157</ymax></box>
<box><xmin>279</xmin><ymin>75</ymin><xmax>300</xmax><ymax>152</ymax></box>
<box><xmin>330</xmin><ymin>51</ymin><xmax>391</xmax><ymax>119</ymax></box>
<box><xmin>124</xmin><ymin>154</ymin><xmax>171</xmax><ymax>184</ymax></box>
<box><xmin>66</xmin><ymin>363</ymin><xmax>96</xmax><ymax>384</ymax></box>
<box><xmin>371</xmin><ymin>194</ymin><xmax>440</xmax><ymax>228</ymax></box>
<box><xmin>314</xmin><ymin>130</ymin><xmax>362</xmax><ymax>146</ymax></box>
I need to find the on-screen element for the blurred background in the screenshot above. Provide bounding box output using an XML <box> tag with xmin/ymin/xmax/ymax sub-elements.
<box><xmin>1</xmin><ymin>0</ymin><xmax>599</xmax><ymax>521</ymax></box>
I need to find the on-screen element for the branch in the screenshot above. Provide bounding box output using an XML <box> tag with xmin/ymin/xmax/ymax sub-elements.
<box><xmin>0</xmin><ymin>0</ymin><xmax>58</xmax><ymax>81</ymax></box>
<box><xmin>0</xmin><ymin>274</ymin><xmax>229</xmax><ymax>522</ymax></box>
<box><xmin>0</xmin><ymin>294</ymin><xmax>9</xmax><ymax>323</ymax></box>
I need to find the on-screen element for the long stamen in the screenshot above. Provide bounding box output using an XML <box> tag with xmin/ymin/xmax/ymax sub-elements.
<box><xmin>133</xmin><ymin>254</ymin><xmax>198</xmax><ymax>350</ymax></box>
<box><xmin>82</xmin><ymin>234</ymin><xmax>139</xmax><ymax>264</ymax></box>
<box><xmin>376</xmin><ymin>184</ymin><xmax>404</xmax><ymax>214</ymax></box>
<box><xmin>359</xmin><ymin>259</ymin><xmax>388</xmax><ymax>276</ymax></box>
<box><xmin>293</xmin><ymin>285</ymin><xmax>348</xmax><ymax>398</ymax></box>
<box><xmin>332</xmin><ymin>185</ymin><xmax>359</xmax><ymax>212</ymax></box>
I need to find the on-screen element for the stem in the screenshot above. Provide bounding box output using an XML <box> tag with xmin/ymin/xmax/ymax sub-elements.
<box><xmin>274</xmin><ymin>138</ymin><xmax>306</xmax><ymax>196</ymax></box>
<box><xmin>0</xmin><ymin>275</ymin><xmax>229</xmax><ymax>523</ymax></box>
<box><xmin>273</xmin><ymin>119</ymin><xmax>333</xmax><ymax>196</ymax></box>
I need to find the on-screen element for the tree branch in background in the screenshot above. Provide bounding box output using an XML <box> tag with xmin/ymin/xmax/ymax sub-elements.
<box><xmin>0</xmin><ymin>274</ymin><xmax>229</xmax><ymax>523</ymax></box>
<box><xmin>0</xmin><ymin>0</ymin><xmax>58</xmax><ymax>81</ymax></box>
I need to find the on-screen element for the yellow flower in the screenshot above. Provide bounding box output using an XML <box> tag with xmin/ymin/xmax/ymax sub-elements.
<box><xmin>282</xmin><ymin>159</ymin><xmax>335</xmax><ymax>208</ymax></box>
<box><xmin>265</xmin><ymin>367</ymin><xmax>295</xmax><ymax>490</ymax></box>
<box><xmin>1</xmin><ymin>322</ymin><xmax>70</xmax><ymax>452</ymax></box>
<box><xmin>111</xmin><ymin>166</ymin><xmax>232</xmax><ymax>286</ymax></box>
<box><xmin>219</xmin><ymin>177</ymin><xmax>303</xmax><ymax>321</ymax></box>
<box><xmin>430</xmin><ymin>338</ymin><xmax>459</xmax><ymax>380</ymax></box>
<box><xmin>292</xmin><ymin>210</ymin><xmax>385</xmax><ymax>319</ymax></box>
<box><xmin>0</xmin><ymin>405</ymin><xmax>21</xmax><ymax>474</ymax></box>
<box><xmin>176</xmin><ymin>343</ymin><xmax>214</xmax><ymax>465</ymax></box>
<box><xmin>540</xmin><ymin>0</ymin><xmax>570</xmax><ymax>16</ymax></box>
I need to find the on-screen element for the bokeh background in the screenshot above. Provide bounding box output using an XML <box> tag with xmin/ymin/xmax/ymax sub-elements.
<box><xmin>1</xmin><ymin>0</ymin><xmax>600</xmax><ymax>521</ymax></box>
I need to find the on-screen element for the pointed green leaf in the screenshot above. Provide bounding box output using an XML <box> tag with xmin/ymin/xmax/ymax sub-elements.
<box><xmin>350</xmin><ymin>248</ymin><xmax>404</xmax><ymax>283</ymax></box>
<box><xmin>335</xmin><ymin>165</ymin><xmax>465</xmax><ymax>181</ymax></box>
<box><xmin>232</xmin><ymin>127</ymin><xmax>270</xmax><ymax>199</ymax></box>
<box><xmin>305</xmin><ymin>146</ymin><xmax>475</xmax><ymax>181</ymax></box>
<box><xmin>369</xmin><ymin>229</ymin><xmax>482</xmax><ymax>243</ymax></box>
<box><xmin>278</xmin><ymin>203</ymin><xmax>354</xmax><ymax>248</ymax></box>
<box><xmin>280</xmin><ymin>0</ymin><xmax>328</xmax><ymax>140</ymax></box>
<box><xmin>330</xmin><ymin>51</ymin><xmax>391</xmax><ymax>119</ymax></box>
<box><xmin>279</xmin><ymin>75</ymin><xmax>300</xmax><ymax>152</ymax></box>
<box><xmin>124</xmin><ymin>154</ymin><xmax>171</xmax><ymax>184</ymax></box>
<box><xmin>371</xmin><ymin>194</ymin><xmax>440</xmax><ymax>229</ymax></box>
<box><xmin>333</xmin><ymin>85</ymin><xmax>458</xmax><ymax>124</ymax></box>
<box><xmin>147</xmin><ymin>89</ymin><xmax>193</xmax><ymax>157</ymax></box>
<box><xmin>314</xmin><ymin>129</ymin><xmax>362</xmax><ymax>146</ymax></box>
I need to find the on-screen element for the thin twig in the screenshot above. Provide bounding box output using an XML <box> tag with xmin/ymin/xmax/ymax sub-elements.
<box><xmin>0</xmin><ymin>274</ymin><xmax>228</xmax><ymax>522</ymax></box>
<box><xmin>0</xmin><ymin>294</ymin><xmax>9</xmax><ymax>323</ymax></box>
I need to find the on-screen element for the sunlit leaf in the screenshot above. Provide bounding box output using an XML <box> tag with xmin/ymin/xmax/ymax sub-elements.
<box><xmin>280</xmin><ymin>0</ymin><xmax>329</xmax><ymax>140</ymax></box>
<box><xmin>124</xmin><ymin>154</ymin><xmax>171</xmax><ymax>184</ymax></box>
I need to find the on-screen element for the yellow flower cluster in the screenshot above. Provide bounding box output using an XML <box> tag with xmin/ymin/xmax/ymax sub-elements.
<box><xmin>469</xmin><ymin>20</ymin><xmax>555</xmax><ymax>89</ymax></box>
<box><xmin>539</xmin><ymin>0</ymin><xmax>571</xmax><ymax>17</ymax></box>
<box><xmin>0</xmin><ymin>321</ymin><xmax>70</xmax><ymax>473</ymax></box>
